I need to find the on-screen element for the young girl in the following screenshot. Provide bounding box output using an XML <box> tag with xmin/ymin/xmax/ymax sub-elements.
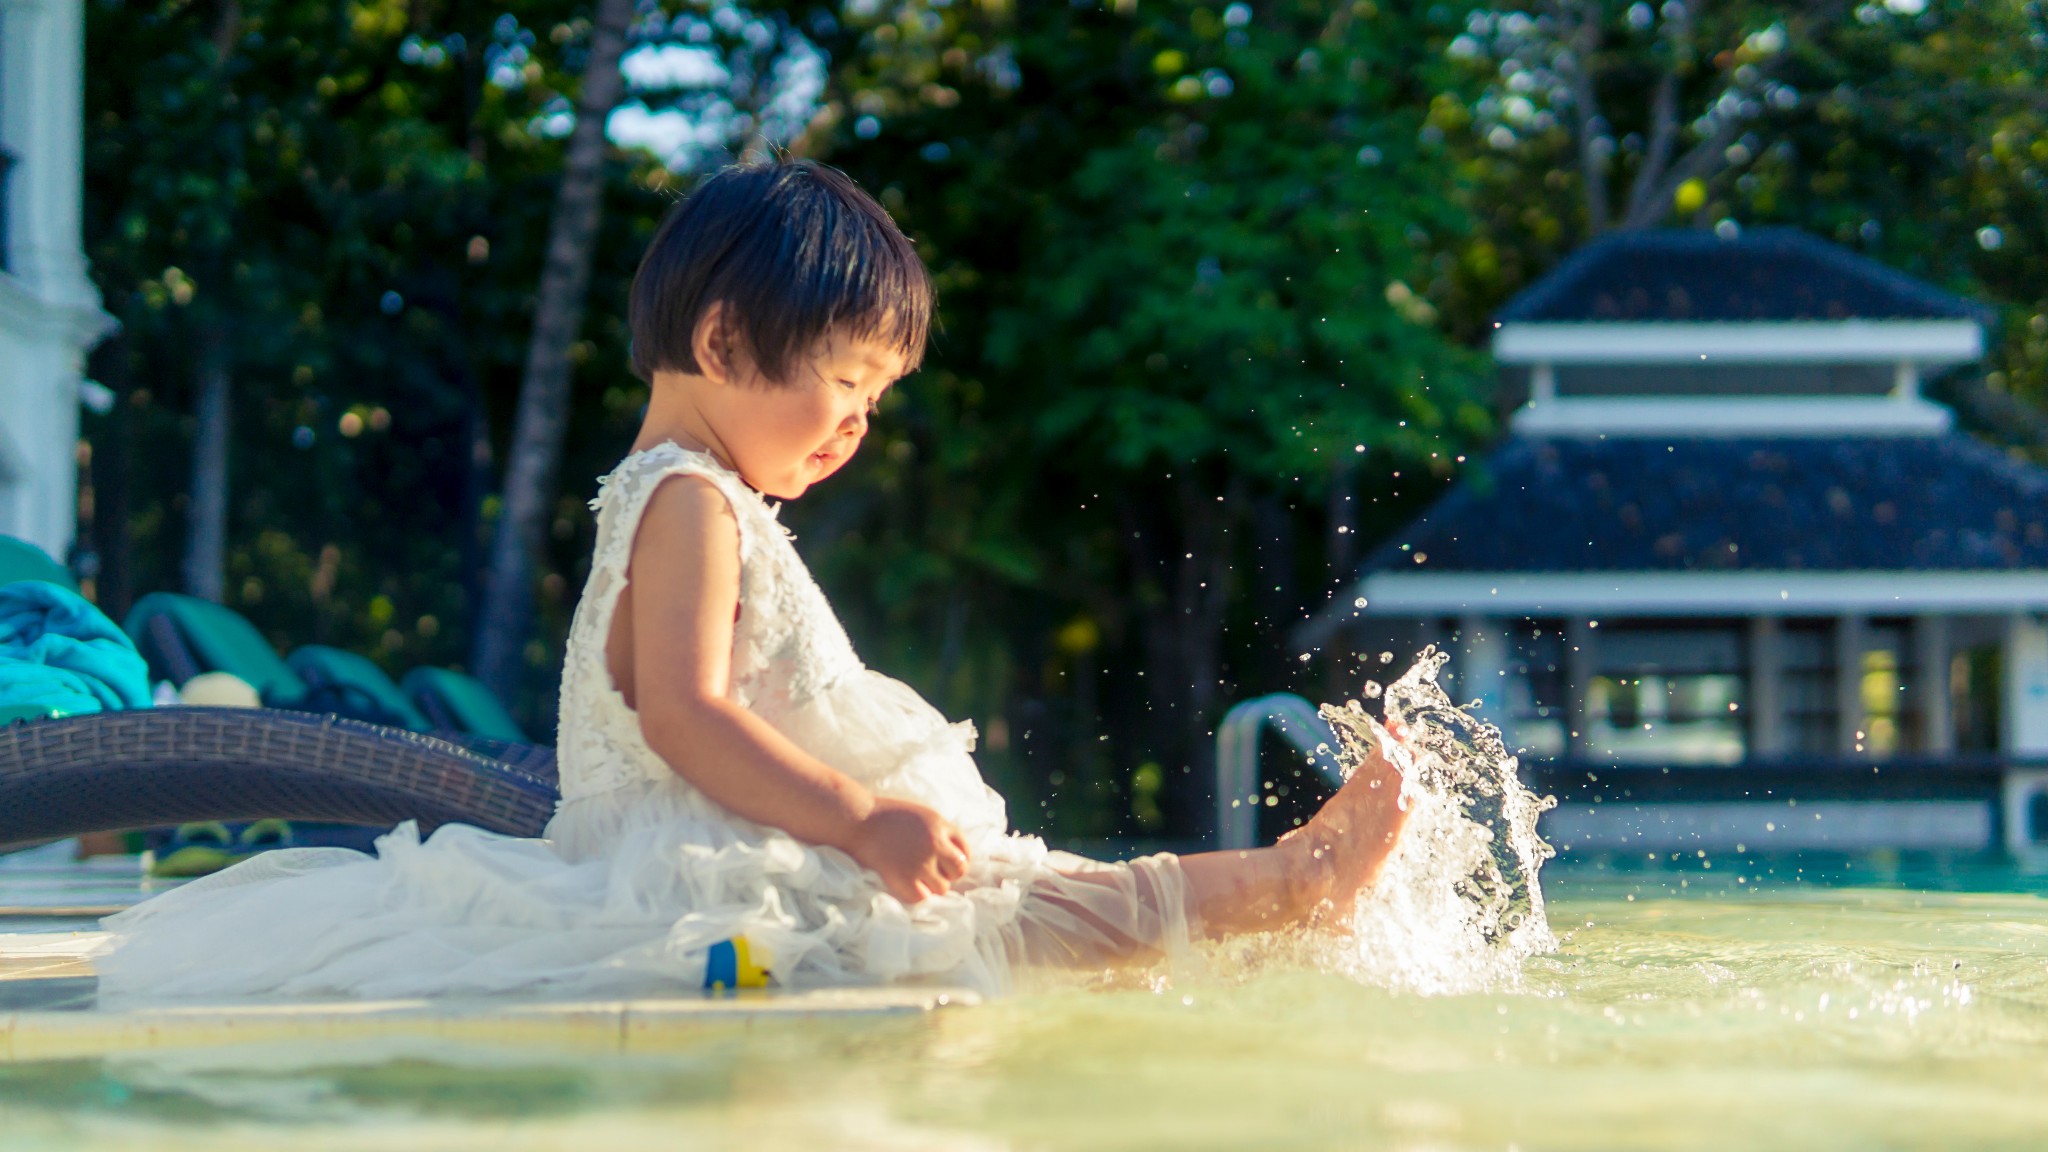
<box><xmin>97</xmin><ymin>160</ymin><xmax>1409</xmax><ymax>999</ymax></box>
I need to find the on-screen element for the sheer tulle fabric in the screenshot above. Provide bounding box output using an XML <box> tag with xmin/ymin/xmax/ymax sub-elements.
<box><xmin>100</xmin><ymin>785</ymin><xmax>1191</xmax><ymax>1001</ymax></box>
<box><xmin>97</xmin><ymin>444</ymin><xmax>1194</xmax><ymax>1001</ymax></box>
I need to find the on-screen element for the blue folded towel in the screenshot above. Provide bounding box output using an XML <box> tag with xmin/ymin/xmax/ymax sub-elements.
<box><xmin>0</xmin><ymin>580</ymin><xmax>151</xmax><ymax>717</ymax></box>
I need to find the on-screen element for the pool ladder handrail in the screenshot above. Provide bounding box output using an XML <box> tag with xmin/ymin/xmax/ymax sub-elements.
<box><xmin>1214</xmin><ymin>693</ymin><xmax>1350</xmax><ymax>850</ymax></box>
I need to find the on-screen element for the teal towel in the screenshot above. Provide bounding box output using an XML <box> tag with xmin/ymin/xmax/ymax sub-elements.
<box><xmin>0</xmin><ymin>581</ymin><xmax>151</xmax><ymax>718</ymax></box>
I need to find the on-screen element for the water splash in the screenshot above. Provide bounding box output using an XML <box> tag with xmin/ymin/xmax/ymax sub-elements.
<box><xmin>1320</xmin><ymin>646</ymin><xmax>1558</xmax><ymax>994</ymax></box>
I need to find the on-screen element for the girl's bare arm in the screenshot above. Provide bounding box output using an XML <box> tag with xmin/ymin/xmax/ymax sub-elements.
<box><xmin>616</xmin><ymin>475</ymin><xmax>966</xmax><ymax>900</ymax></box>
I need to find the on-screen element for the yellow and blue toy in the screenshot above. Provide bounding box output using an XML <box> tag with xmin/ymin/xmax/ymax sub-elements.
<box><xmin>703</xmin><ymin>936</ymin><xmax>773</xmax><ymax>991</ymax></box>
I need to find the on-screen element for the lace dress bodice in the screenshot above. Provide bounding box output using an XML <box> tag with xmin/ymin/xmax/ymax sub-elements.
<box><xmin>557</xmin><ymin>442</ymin><xmax>858</xmax><ymax>801</ymax></box>
<box><xmin>554</xmin><ymin>443</ymin><xmax>1003</xmax><ymax>842</ymax></box>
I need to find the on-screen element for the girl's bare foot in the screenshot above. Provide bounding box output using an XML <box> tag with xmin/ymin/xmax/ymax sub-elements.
<box><xmin>1279</xmin><ymin>728</ymin><xmax>1412</xmax><ymax>924</ymax></box>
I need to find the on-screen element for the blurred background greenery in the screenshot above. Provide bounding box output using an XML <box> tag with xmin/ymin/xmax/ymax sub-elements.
<box><xmin>78</xmin><ymin>0</ymin><xmax>2048</xmax><ymax>841</ymax></box>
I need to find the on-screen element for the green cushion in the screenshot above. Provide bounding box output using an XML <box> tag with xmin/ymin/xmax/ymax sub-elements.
<box><xmin>288</xmin><ymin>645</ymin><xmax>431</xmax><ymax>731</ymax></box>
<box><xmin>402</xmin><ymin>666</ymin><xmax>528</xmax><ymax>742</ymax></box>
<box><xmin>0</xmin><ymin>537</ymin><xmax>74</xmax><ymax>591</ymax></box>
<box><xmin>123</xmin><ymin>592</ymin><xmax>307</xmax><ymax>703</ymax></box>
<box><xmin>0</xmin><ymin>701</ymin><xmax>68</xmax><ymax>725</ymax></box>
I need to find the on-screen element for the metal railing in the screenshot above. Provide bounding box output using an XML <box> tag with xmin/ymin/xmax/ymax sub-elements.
<box><xmin>0</xmin><ymin>148</ymin><xmax>14</xmax><ymax>275</ymax></box>
<box><xmin>1214</xmin><ymin>693</ymin><xmax>1348</xmax><ymax>850</ymax></box>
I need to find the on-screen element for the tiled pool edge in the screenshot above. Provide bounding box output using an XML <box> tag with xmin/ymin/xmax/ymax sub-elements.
<box><xmin>0</xmin><ymin>985</ymin><xmax>979</xmax><ymax>1061</ymax></box>
<box><xmin>0</xmin><ymin>919</ymin><xmax>978</xmax><ymax>1060</ymax></box>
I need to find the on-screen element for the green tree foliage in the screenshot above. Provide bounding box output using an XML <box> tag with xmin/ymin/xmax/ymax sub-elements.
<box><xmin>82</xmin><ymin>0</ymin><xmax>671</xmax><ymax>727</ymax></box>
<box><xmin>85</xmin><ymin>0</ymin><xmax>843</xmax><ymax>732</ymax></box>
<box><xmin>782</xmin><ymin>0</ymin><xmax>1488</xmax><ymax>835</ymax></box>
<box><xmin>1426</xmin><ymin>0</ymin><xmax>2048</xmax><ymax>383</ymax></box>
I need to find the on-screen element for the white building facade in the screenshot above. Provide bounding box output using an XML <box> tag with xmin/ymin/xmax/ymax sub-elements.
<box><xmin>1306</xmin><ymin>229</ymin><xmax>2048</xmax><ymax>855</ymax></box>
<box><xmin>0</xmin><ymin>0</ymin><xmax>112</xmax><ymax>563</ymax></box>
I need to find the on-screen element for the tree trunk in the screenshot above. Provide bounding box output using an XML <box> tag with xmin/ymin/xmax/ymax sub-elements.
<box><xmin>462</xmin><ymin>389</ymin><xmax>494</xmax><ymax>626</ymax></box>
<box><xmin>1562</xmin><ymin>0</ymin><xmax>1611</xmax><ymax>232</ymax></box>
<box><xmin>183</xmin><ymin>321</ymin><xmax>230</xmax><ymax>602</ymax></box>
<box><xmin>1622</xmin><ymin>0</ymin><xmax>1689</xmax><ymax>226</ymax></box>
<box><xmin>178</xmin><ymin>0</ymin><xmax>243</xmax><ymax>606</ymax></box>
<box><xmin>89</xmin><ymin>333</ymin><xmax>134</xmax><ymax>617</ymax></box>
<box><xmin>470</xmin><ymin>0</ymin><xmax>635</xmax><ymax>701</ymax></box>
<box><xmin>1615</xmin><ymin>109</ymin><xmax>1747</xmax><ymax>231</ymax></box>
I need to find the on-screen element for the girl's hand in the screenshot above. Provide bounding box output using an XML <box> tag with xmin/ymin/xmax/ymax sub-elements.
<box><xmin>847</xmin><ymin>797</ymin><xmax>971</xmax><ymax>904</ymax></box>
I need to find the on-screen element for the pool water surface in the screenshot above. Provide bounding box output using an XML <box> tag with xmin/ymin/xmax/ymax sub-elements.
<box><xmin>4</xmin><ymin>865</ymin><xmax>2047</xmax><ymax>1151</ymax></box>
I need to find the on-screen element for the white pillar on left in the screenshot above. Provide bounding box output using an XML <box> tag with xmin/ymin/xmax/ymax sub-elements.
<box><xmin>0</xmin><ymin>0</ymin><xmax>113</xmax><ymax>562</ymax></box>
<box><xmin>1</xmin><ymin>0</ymin><xmax>98</xmax><ymax>309</ymax></box>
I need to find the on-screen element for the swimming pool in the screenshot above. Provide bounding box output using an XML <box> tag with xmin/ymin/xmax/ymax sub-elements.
<box><xmin>3</xmin><ymin>861</ymin><xmax>2045</xmax><ymax>1151</ymax></box>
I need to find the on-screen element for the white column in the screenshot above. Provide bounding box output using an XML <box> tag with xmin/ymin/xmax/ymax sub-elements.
<box><xmin>1892</xmin><ymin>362</ymin><xmax>1921</xmax><ymax>401</ymax></box>
<box><xmin>1914</xmin><ymin>614</ymin><xmax>1953</xmax><ymax>756</ymax></box>
<box><xmin>2003</xmin><ymin>614</ymin><xmax>2048</xmax><ymax>756</ymax></box>
<box><xmin>0</xmin><ymin>330</ymin><xmax>88</xmax><ymax>560</ymax></box>
<box><xmin>1457</xmin><ymin>614</ymin><xmax>1509</xmax><ymax>741</ymax></box>
<box><xmin>1530</xmin><ymin>363</ymin><xmax>1557</xmax><ymax>405</ymax></box>
<box><xmin>1748</xmin><ymin>616</ymin><xmax>1784</xmax><ymax>758</ymax></box>
<box><xmin>0</xmin><ymin>0</ymin><xmax>111</xmax><ymax>562</ymax></box>
<box><xmin>1</xmin><ymin>0</ymin><xmax>99</xmax><ymax>308</ymax></box>
<box><xmin>1837</xmin><ymin>614</ymin><xmax>1868</xmax><ymax>756</ymax></box>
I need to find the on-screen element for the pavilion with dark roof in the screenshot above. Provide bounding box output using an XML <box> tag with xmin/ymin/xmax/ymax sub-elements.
<box><xmin>1304</xmin><ymin>228</ymin><xmax>2048</xmax><ymax>856</ymax></box>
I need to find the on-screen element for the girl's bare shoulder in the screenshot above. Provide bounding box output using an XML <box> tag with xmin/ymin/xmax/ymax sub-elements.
<box><xmin>633</xmin><ymin>471</ymin><xmax>740</xmax><ymax>563</ymax></box>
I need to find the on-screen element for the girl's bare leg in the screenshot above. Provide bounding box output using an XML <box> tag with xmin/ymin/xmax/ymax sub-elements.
<box><xmin>1002</xmin><ymin>741</ymin><xmax>1409</xmax><ymax>968</ymax></box>
<box><xmin>1179</xmin><ymin>739</ymin><xmax>1409</xmax><ymax>936</ymax></box>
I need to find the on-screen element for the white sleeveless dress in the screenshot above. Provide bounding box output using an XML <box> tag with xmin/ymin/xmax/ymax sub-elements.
<box><xmin>96</xmin><ymin>443</ymin><xmax>1193</xmax><ymax>1000</ymax></box>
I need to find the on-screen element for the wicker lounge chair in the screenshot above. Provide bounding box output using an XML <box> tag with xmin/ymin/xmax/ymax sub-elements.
<box><xmin>0</xmin><ymin>707</ymin><xmax>558</xmax><ymax>854</ymax></box>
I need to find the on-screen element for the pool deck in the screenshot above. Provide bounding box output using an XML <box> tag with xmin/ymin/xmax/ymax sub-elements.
<box><xmin>0</xmin><ymin>851</ymin><xmax>976</xmax><ymax>1061</ymax></box>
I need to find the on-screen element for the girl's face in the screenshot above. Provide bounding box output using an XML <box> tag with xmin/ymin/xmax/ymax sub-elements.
<box><xmin>709</xmin><ymin>329</ymin><xmax>906</xmax><ymax>500</ymax></box>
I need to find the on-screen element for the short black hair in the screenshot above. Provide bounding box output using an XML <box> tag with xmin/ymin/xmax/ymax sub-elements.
<box><xmin>629</xmin><ymin>159</ymin><xmax>933</xmax><ymax>384</ymax></box>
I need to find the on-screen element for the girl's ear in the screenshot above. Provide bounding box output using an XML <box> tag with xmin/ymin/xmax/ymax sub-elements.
<box><xmin>692</xmin><ymin>302</ymin><xmax>734</xmax><ymax>384</ymax></box>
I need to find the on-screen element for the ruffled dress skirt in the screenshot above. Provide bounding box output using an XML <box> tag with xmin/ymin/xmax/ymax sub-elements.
<box><xmin>94</xmin><ymin>670</ymin><xmax>1196</xmax><ymax>1003</ymax></box>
